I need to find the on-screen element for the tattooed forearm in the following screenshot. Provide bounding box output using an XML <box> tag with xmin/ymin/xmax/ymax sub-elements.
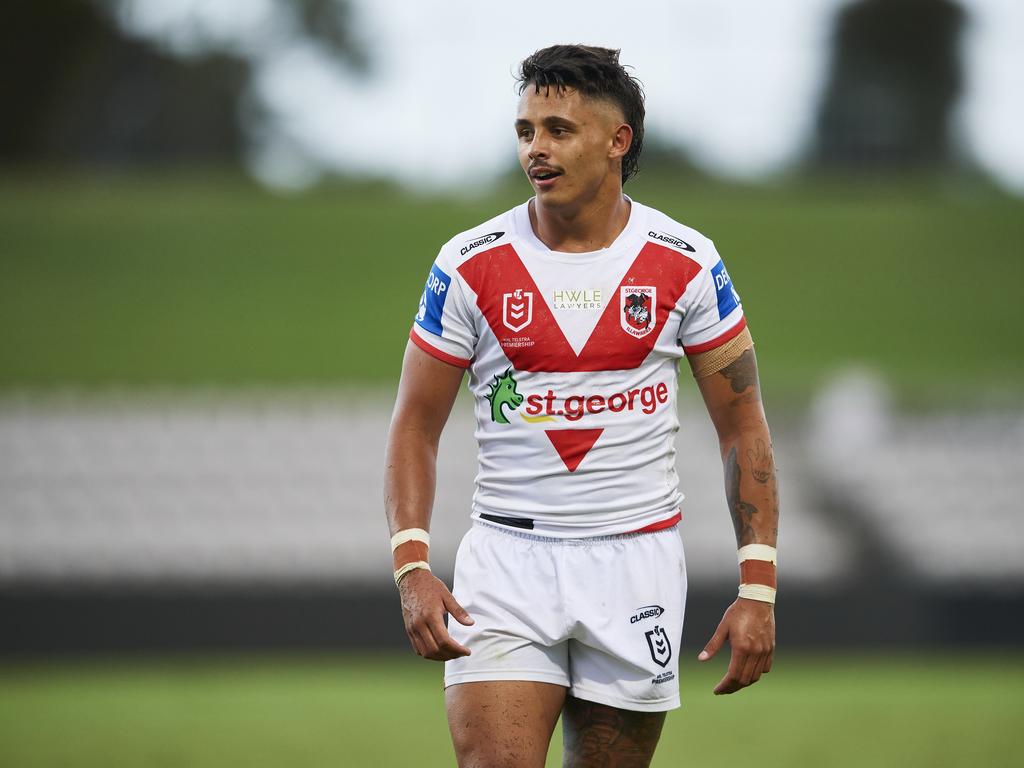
<box><xmin>746</xmin><ymin>438</ymin><xmax>773</xmax><ymax>484</ymax></box>
<box><xmin>725</xmin><ymin>446</ymin><xmax>759</xmax><ymax>544</ymax></box>
<box><xmin>720</xmin><ymin>348</ymin><xmax>758</xmax><ymax>394</ymax></box>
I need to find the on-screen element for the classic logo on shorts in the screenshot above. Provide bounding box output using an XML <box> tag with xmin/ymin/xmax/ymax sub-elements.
<box><xmin>630</xmin><ymin>605</ymin><xmax>665</xmax><ymax>624</ymax></box>
<box><xmin>485</xmin><ymin>367</ymin><xmax>523</xmax><ymax>424</ymax></box>
<box><xmin>620</xmin><ymin>287</ymin><xmax>656</xmax><ymax>338</ymax></box>
<box><xmin>645</xmin><ymin>625</ymin><xmax>672</xmax><ymax>667</ymax></box>
<box><xmin>503</xmin><ymin>288</ymin><xmax>533</xmax><ymax>332</ymax></box>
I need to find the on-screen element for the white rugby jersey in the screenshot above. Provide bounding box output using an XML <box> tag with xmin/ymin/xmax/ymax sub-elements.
<box><xmin>410</xmin><ymin>198</ymin><xmax>746</xmax><ymax>538</ymax></box>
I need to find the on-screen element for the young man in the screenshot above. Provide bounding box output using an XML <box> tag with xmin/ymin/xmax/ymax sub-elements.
<box><xmin>384</xmin><ymin>45</ymin><xmax>778</xmax><ymax>767</ymax></box>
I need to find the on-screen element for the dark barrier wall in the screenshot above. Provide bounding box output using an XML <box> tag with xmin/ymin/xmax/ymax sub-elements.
<box><xmin>3</xmin><ymin>585</ymin><xmax>1021</xmax><ymax>657</ymax></box>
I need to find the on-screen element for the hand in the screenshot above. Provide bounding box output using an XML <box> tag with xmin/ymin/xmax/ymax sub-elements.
<box><xmin>698</xmin><ymin>598</ymin><xmax>775</xmax><ymax>694</ymax></box>
<box><xmin>398</xmin><ymin>568</ymin><xmax>474</xmax><ymax>661</ymax></box>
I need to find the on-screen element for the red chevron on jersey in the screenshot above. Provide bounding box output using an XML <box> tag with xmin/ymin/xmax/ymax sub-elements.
<box><xmin>545</xmin><ymin>428</ymin><xmax>604</xmax><ymax>472</ymax></box>
<box><xmin>458</xmin><ymin>242</ymin><xmax>700</xmax><ymax>372</ymax></box>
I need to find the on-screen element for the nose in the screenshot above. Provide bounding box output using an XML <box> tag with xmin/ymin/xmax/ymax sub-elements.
<box><xmin>528</xmin><ymin>132</ymin><xmax>550</xmax><ymax>161</ymax></box>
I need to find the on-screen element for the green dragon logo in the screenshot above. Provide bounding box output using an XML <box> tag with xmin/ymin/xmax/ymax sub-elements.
<box><xmin>485</xmin><ymin>367</ymin><xmax>523</xmax><ymax>424</ymax></box>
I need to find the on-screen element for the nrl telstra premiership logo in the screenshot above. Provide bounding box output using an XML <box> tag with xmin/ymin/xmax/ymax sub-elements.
<box><xmin>502</xmin><ymin>288</ymin><xmax>533</xmax><ymax>332</ymax></box>
<box><xmin>485</xmin><ymin>367</ymin><xmax>523</xmax><ymax>424</ymax></box>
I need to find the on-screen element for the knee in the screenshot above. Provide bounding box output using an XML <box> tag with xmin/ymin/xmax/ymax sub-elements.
<box><xmin>452</xmin><ymin>730</ymin><xmax>546</xmax><ymax>768</ymax></box>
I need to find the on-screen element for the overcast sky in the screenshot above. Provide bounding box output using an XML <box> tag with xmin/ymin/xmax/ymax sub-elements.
<box><xmin>121</xmin><ymin>0</ymin><xmax>1024</xmax><ymax>193</ymax></box>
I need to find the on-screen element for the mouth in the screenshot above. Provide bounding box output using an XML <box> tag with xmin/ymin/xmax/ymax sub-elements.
<box><xmin>529</xmin><ymin>166</ymin><xmax>563</xmax><ymax>188</ymax></box>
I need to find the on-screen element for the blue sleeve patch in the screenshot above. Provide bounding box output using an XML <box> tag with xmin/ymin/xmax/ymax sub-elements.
<box><xmin>711</xmin><ymin>260</ymin><xmax>740</xmax><ymax>320</ymax></box>
<box><xmin>415</xmin><ymin>263</ymin><xmax>451</xmax><ymax>336</ymax></box>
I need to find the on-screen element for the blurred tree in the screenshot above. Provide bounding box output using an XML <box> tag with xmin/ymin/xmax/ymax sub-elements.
<box><xmin>0</xmin><ymin>0</ymin><xmax>366</xmax><ymax>167</ymax></box>
<box><xmin>813</xmin><ymin>0</ymin><xmax>966</xmax><ymax>169</ymax></box>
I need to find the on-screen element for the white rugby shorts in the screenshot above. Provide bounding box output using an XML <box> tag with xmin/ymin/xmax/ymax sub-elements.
<box><xmin>444</xmin><ymin>521</ymin><xmax>687</xmax><ymax>711</ymax></box>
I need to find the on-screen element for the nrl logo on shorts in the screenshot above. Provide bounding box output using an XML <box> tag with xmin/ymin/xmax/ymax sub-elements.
<box><xmin>621</xmin><ymin>286</ymin><xmax>656</xmax><ymax>338</ymax></box>
<box><xmin>503</xmin><ymin>288</ymin><xmax>533</xmax><ymax>332</ymax></box>
<box><xmin>645</xmin><ymin>625</ymin><xmax>672</xmax><ymax>668</ymax></box>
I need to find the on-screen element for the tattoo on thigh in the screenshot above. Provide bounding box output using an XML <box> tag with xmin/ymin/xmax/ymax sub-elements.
<box><xmin>562</xmin><ymin>697</ymin><xmax>665</xmax><ymax>767</ymax></box>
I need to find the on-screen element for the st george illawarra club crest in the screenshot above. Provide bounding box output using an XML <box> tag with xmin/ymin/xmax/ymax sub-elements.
<box><xmin>645</xmin><ymin>625</ymin><xmax>672</xmax><ymax>667</ymax></box>
<box><xmin>621</xmin><ymin>286</ymin><xmax>656</xmax><ymax>338</ymax></box>
<box><xmin>503</xmin><ymin>288</ymin><xmax>533</xmax><ymax>332</ymax></box>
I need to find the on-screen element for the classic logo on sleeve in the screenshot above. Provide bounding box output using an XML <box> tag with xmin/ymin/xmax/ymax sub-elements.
<box><xmin>620</xmin><ymin>286</ymin><xmax>656</xmax><ymax>338</ymax></box>
<box><xmin>415</xmin><ymin>263</ymin><xmax>451</xmax><ymax>337</ymax></box>
<box><xmin>711</xmin><ymin>260</ymin><xmax>740</xmax><ymax>320</ymax></box>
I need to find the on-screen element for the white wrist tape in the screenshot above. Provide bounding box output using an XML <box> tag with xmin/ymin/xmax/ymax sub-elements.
<box><xmin>738</xmin><ymin>584</ymin><xmax>777</xmax><ymax>603</ymax></box>
<box><xmin>394</xmin><ymin>561</ymin><xmax>431</xmax><ymax>586</ymax></box>
<box><xmin>737</xmin><ymin>544</ymin><xmax>777</xmax><ymax>565</ymax></box>
<box><xmin>391</xmin><ymin>528</ymin><xmax>430</xmax><ymax>552</ymax></box>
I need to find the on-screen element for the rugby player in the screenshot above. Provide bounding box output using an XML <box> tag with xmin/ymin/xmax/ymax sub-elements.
<box><xmin>384</xmin><ymin>44</ymin><xmax>779</xmax><ymax>767</ymax></box>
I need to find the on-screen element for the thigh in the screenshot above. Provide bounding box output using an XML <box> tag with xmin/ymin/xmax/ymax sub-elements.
<box><xmin>446</xmin><ymin>680</ymin><xmax>567</xmax><ymax>768</ymax></box>
<box><xmin>567</xmin><ymin>528</ymin><xmax>687</xmax><ymax>711</ymax></box>
<box><xmin>561</xmin><ymin>695</ymin><xmax>666</xmax><ymax>768</ymax></box>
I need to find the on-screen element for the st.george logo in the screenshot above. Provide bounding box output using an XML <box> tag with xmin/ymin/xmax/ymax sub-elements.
<box><xmin>503</xmin><ymin>288</ymin><xmax>533</xmax><ymax>332</ymax></box>
<box><xmin>620</xmin><ymin>286</ymin><xmax>656</xmax><ymax>338</ymax></box>
<box><xmin>645</xmin><ymin>625</ymin><xmax>672</xmax><ymax>667</ymax></box>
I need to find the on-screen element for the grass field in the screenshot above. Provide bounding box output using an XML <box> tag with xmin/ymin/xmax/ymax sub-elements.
<box><xmin>1</xmin><ymin>173</ymin><xmax>1022</xmax><ymax>403</ymax></box>
<box><xmin>0</xmin><ymin>653</ymin><xmax>1021</xmax><ymax>767</ymax></box>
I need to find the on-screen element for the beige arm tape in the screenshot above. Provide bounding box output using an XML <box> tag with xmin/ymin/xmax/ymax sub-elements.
<box><xmin>689</xmin><ymin>327</ymin><xmax>754</xmax><ymax>379</ymax></box>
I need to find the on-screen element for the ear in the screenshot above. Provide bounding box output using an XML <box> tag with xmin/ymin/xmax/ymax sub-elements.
<box><xmin>609</xmin><ymin>123</ymin><xmax>633</xmax><ymax>160</ymax></box>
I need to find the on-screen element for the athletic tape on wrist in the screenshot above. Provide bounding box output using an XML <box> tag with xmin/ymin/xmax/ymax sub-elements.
<box><xmin>391</xmin><ymin>528</ymin><xmax>429</xmax><ymax>551</ymax></box>
<box><xmin>392</xmin><ymin>529</ymin><xmax>431</xmax><ymax>587</ymax></box>
<box><xmin>737</xmin><ymin>544</ymin><xmax>777</xmax><ymax>603</ymax></box>
<box><xmin>394</xmin><ymin>561</ymin><xmax>431</xmax><ymax>586</ymax></box>
<box><xmin>738</xmin><ymin>544</ymin><xmax>777</xmax><ymax>565</ymax></box>
<box><xmin>738</xmin><ymin>584</ymin><xmax>776</xmax><ymax>603</ymax></box>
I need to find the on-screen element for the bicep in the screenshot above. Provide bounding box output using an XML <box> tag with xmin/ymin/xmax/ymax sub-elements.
<box><xmin>693</xmin><ymin>346</ymin><xmax>767</xmax><ymax>443</ymax></box>
<box><xmin>389</xmin><ymin>341</ymin><xmax>466</xmax><ymax>446</ymax></box>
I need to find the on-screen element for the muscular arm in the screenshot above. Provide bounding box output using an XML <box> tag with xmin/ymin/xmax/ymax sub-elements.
<box><xmin>690</xmin><ymin>345</ymin><xmax>779</xmax><ymax>694</ymax></box>
<box><xmin>384</xmin><ymin>341</ymin><xmax>474</xmax><ymax>660</ymax></box>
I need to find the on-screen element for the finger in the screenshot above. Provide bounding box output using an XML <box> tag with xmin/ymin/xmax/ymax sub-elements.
<box><xmin>714</xmin><ymin>650</ymin><xmax>746</xmax><ymax>695</ymax></box>
<box><xmin>763</xmin><ymin>651</ymin><xmax>773</xmax><ymax>674</ymax></box>
<box><xmin>442</xmin><ymin>589</ymin><xmax>474</xmax><ymax>626</ymax></box>
<box><xmin>413</xmin><ymin>624</ymin><xmax>441</xmax><ymax>660</ymax></box>
<box><xmin>698</xmin><ymin>620</ymin><xmax>729</xmax><ymax>661</ymax></box>
<box><xmin>407</xmin><ymin>626</ymin><xmax>426</xmax><ymax>657</ymax></box>
<box><xmin>425</xmin><ymin>616</ymin><xmax>471</xmax><ymax>660</ymax></box>
<box><xmin>738</xmin><ymin>653</ymin><xmax>759</xmax><ymax>686</ymax></box>
<box><xmin>741</xmin><ymin>651</ymin><xmax>765</xmax><ymax>688</ymax></box>
<box><xmin>748</xmin><ymin>654</ymin><xmax>767</xmax><ymax>685</ymax></box>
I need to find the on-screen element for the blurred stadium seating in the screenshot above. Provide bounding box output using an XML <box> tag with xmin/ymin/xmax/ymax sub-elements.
<box><xmin>2</xmin><ymin>379</ymin><xmax>1020</xmax><ymax>593</ymax></box>
<box><xmin>0</xmin><ymin>391</ymin><xmax>852</xmax><ymax>587</ymax></box>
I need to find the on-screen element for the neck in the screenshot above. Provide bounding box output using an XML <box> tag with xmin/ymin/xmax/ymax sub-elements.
<box><xmin>530</xmin><ymin>182</ymin><xmax>631</xmax><ymax>253</ymax></box>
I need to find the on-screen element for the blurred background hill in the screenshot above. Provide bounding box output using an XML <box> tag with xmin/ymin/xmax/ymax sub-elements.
<box><xmin>1</xmin><ymin>1</ymin><xmax>1022</xmax><ymax>766</ymax></box>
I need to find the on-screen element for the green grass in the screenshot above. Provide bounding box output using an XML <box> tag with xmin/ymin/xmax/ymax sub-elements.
<box><xmin>0</xmin><ymin>653</ymin><xmax>1020</xmax><ymax>767</ymax></box>
<box><xmin>1</xmin><ymin>172</ymin><xmax>1022</xmax><ymax>402</ymax></box>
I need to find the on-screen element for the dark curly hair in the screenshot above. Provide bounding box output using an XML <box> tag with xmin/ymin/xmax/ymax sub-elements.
<box><xmin>516</xmin><ymin>45</ymin><xmax>645</xmax><ymax>185</ymax></box>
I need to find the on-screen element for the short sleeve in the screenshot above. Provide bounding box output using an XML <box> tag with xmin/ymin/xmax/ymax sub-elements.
<box><xmin>677</xmin><ymin>249</ymin><xmax>747</xmax><ymax>354</ymax></box>
<box><xmin>409</xmin><ymin>252</ymin><xmax>477</xmax><ymax>368</ymax></box>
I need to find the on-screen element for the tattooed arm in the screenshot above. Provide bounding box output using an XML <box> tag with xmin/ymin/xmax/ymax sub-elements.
<box><xmin>689</xmin><ymin>345</ymin><xmax>778</xmax><ymax>694</ymax></box>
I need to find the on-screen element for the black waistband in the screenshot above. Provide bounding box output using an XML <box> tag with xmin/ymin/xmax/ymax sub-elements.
<box><xmin>479</xmin><ymin>513</ymin><xmax>534</xmax><ymax>530</ymax></box>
